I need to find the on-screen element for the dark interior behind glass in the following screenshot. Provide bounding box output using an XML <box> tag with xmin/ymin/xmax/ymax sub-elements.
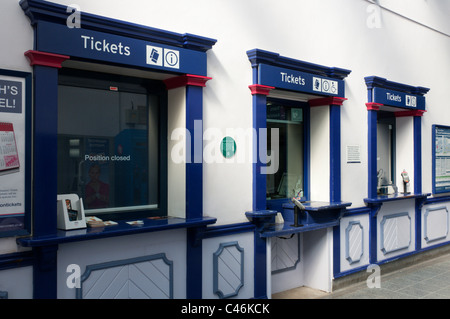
<box><xmin>57</xmin><ymin>69</ymin><xmax>166</xmax><ymax>220</ymax></box>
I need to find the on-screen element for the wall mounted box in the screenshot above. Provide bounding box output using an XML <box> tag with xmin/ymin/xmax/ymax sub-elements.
<box><xmin>57</xmin><ymin>194</ymin><xmax>87</xmax><ymax>230</ymax></box>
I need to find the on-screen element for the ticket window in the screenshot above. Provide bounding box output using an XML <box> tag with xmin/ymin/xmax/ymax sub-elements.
<box><xmin>266</xmin><ymin>99</ymin><xmax>306</xmax><ymax>203</ymax></box>
<box><xmin>56</xmin><ymin>69</ymin><xmax>166</xmax><ymax>220</ymax></box>
<box><xmin>377</xmin><ymin>113</ymin><xmax>396</xmax><ymax>191</ymax></box>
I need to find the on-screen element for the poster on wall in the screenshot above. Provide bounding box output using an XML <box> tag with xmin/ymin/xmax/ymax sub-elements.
<box><xmin>432</xmin><ymin>125</ymin><xmax>450</xmax><ymax>194</ymax></box>
<box><xmin>0</xmin><ymin>70</ymin><xmax>31</xmax><ymax>236</ymax></box>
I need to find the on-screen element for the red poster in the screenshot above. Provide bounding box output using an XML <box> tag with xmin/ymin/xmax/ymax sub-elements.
<box><xmin>0</xmin><ymin>122</ymin><xmax>20</xmax><ymax>175</ymax></box>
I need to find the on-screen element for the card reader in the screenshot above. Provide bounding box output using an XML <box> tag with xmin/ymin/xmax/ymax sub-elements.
<box><xmin>291</xmin><ymin>196</ymin><xmax>305</xmax><ymax>228</ymax></box>
<box><xmin>401</xmin><ymin>169</ymin><xmax>410</xmax><ymax>194</ymax></box>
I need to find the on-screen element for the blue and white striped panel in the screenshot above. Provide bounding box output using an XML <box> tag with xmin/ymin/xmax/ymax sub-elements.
<box><xmin>77</xmin><ymin>254</ymin><xmax>173</xmax><ymax>299</ymax></box>
<box><xmin>380</xmin><ymin>212</ymin><xmax>411</xmax><ymax>255</ymax></box>
<box><xmin>345</xmin><ymin>222</ymin><xmax>364</xmax><ymax>265</ymax></box>
<box><xmin>213</xmin><ymin>242</ymin><xmax>244</xmax><ymax>299</ymax></box>
<box><xmin>271</xmin><ymin>234</ymin><xmax>300</xmax><ymax>274</ymax></box>
<box><xmin>424</xmin><ymin>206</ymin><xmax>449</xmax><ymax>244</ymax></box>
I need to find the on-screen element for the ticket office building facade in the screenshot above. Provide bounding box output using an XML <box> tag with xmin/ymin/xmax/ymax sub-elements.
<box><xmin>0</xmin><ymin>0</ymin><xmax>449</xmax><ymax>299</ymax></box>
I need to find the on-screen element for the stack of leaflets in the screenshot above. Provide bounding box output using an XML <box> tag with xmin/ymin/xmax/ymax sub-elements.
<box><xmin>85</xmin><ymin>216</ymin><xmax>118</xmax><ymax>228</ymax></box>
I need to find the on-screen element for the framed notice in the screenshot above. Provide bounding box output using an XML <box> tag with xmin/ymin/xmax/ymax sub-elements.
<box><xmin>0</xmin><ymin>69</ymin><xmax>31</xmax><ymax>236</ymax></box>
<box><xmin>432</xmin><ymin>125</ymin><xmax>450</xmax><ymax>194</ymax></box>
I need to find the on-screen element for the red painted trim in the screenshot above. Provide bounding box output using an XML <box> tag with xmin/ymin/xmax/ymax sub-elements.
<box><xmin>309</xmin><ymin>97</ymin><xmax>347</xmax><ymax>107</ymax></box>
<box><xmin>164</xmin><ymin>74</ymin><xmax>212</xmax><ymax>90</ymax></box>
<box><xmin>395</xmin><ymin>110</ymin><xmax>426</xmax><ymax>117</ymax></box>
<box><xmin>365</xmin><ymin>102</ymin><xmax>383</xmax><ymax>111</ymax></box>
<box><xmin>24</xmin><ymin>50</ymin><xmax>69</xmax><ymax>68</ymax></box>
<box><xmin>248</xmin><ymin>84</ymin><xmax>275</xmax><ymax>96</ymax></box>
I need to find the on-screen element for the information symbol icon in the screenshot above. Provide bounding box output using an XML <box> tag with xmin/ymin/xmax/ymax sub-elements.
<box><xmin>165</xmin><ymin>50</ymin><xmax>179</xmax><ymax>68</ymax></box>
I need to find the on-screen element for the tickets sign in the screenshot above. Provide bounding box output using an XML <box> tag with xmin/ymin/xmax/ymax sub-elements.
<box><xmin>37</xmin><ymin>21</ymin><xmax>208</xmax><ymax>76</ymax></box>
<box><xmin>373</xmin><ymin>87</ymin><xmax>426</xmax><ymax>111</ymax></box>
<box><xmin>258</xmin><ymin>63</ymin><xmax>345</xmax><ymax>97</ymax></box>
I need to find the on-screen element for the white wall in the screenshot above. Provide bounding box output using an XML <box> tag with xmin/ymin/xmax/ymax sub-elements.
<box><xmin>0</xmin><ymin>0</ymin><xmax>33</xmax><ymax>73</ymax></box>
<box><xmin>0</xmin><ymin>0</ymin><xmax>447</xmax><ymax>298</ymax></box>
<box><xmin>310</xmin><ymin>106</ymin><xmax>330</xmax><ymax>202</ymax></box>
<box><xmin>27</xmin><ymin>0</ymin><xmax>448</xmax><ymax>224</ymax></box>
<box><xmin>0</xmin><ymin>0</ymin><xmax>448</xmax><ymax>230</ymax></box>
<box><xmin>376</xmin><ymin>0</ymin><xmax>450</xmax><ymax>35</ymax></box>
<box><xmin>167</xmin><ymin>87</ymin><xmax>187</xmax><ymax>218</ymax></box>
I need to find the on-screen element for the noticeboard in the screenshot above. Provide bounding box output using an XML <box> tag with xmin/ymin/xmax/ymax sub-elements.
<box><xmin>0</xmin><ymin>69</ymin><xmax>31</xmax><ymax>237</ymax></box>
<box><xmin>432</xmin><ymin>125</ymin><xmax>450</xmax><ymax>194</ymax></box>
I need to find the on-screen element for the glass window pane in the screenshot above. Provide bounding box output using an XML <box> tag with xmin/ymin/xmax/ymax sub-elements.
<box><xmin>57</xmin><ymin>77</ymin><xmax>159</xmax><ymax>216</ymax></box>
<box><xmin>377</xmin><ymin>114</ymin><xmax>395</xmax><ymax>190</ymax></box>
<box><xmin>266</xmin><ymin>102</ymin><xmax>304</xmax><ymax>200</ymax></box>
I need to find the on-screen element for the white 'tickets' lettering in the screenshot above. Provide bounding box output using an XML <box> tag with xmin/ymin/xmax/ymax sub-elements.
<box><xmin>280</xmin><ymin>72</ymin><xmax>306</xmax><ymax>86</ymax></box>
<box><xmin>81</xmin><ymin>35</ymin><xmax>131</xmax><ymax>56</ymax></box>
<box><xmin>386</xmin><ymin>92</ymin><xmax>402</xmax><ymax>103</ymax></box>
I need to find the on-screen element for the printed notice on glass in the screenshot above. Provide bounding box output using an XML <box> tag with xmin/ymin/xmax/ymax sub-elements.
<box><xmin>433</xmin><ymin>125</ymin><xmax>450</xmax><ymax>194</ymax></box>
<box><xmin>0</xmin><ymin>74</ymin><xmax>27</xmax><ymax>235</ymax></box>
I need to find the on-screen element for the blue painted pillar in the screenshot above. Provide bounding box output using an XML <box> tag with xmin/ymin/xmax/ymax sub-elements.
<box><xmin>249</xmin><ymin>85</ymin><xmax>273</xmax><ymax>212</ymax></box>
<box><xmin>186</xmin><ymin>84</ymin><xmax>204</xmax><ymax>220</ymax></box>
<box><xmin>24</xmin><ymin>50</ymin><xmax>69</xmax><ymax>299</ymax></box>
<box><xmin>366</xmin><ymin>103</ymin><xmax>381</xmax><ymax>264</ymax></box>
<box><xmin>330</xmin><ymin>98</ymin><xmax>345</xmax><ymax>276</ymax></box>
<box><xmin>329</xmin><ymin>104</ymin><xmax>341</xmax><ymax>203</ymax></box>
<box><xmin>368</xmin><ymin>203</ymin><xmax>382</xmax><ymax>264</ymax></box>
<box><xmin>33</xmin><ymin>65</ymin><xmax>58</xmax><ymax>236</ymax></box>
<box><xmin>413</xmin><ymin>113</ymin><xmax>424</xmax><ymax>251</ymax></box>
<box><xmin>413</xmin><ymin>115</ymin><xmax>423</xmax><ymax>194</ymax></box>
<box><xmin>249</xmin><ymin>84</ymin><xmax>274</xmax><ymax>299</ymax></box>
<box><xmin>165</xmin><ymin>74</ymin><xmax>211</xmax><ymax>299</ymax></box>
<box><xmin>366</xmin><ymin>103</ymin><xmax>381</xmax><ymax>199</ymax></box>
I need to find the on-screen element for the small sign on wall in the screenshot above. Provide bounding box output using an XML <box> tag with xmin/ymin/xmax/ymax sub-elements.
<box><xmin>346</xmin><ymin>145</ymin><xmax>361</xmax><ymax>163</ymax></box>
<box><xmin>221</xmin><ymin>137</ymin><xmax>236</xmax><ymax>159</ymax></box>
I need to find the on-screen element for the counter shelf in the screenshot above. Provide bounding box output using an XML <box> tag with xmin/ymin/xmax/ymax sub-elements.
<box><xmin>17</xmin><ymin>216</ymin><xmax>217</xmax><ymax>247</ymax></box>
<box><xmin>364</xmin><ymin>193</ymin><xmax>430</xmax><ymax>204</ymax></box>
<box><xmin>246</xmin><ymin>201</ymin><xmax>352</xmax><ymax>238</ymax></box>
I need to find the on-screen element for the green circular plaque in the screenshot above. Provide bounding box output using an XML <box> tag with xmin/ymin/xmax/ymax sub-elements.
<box><xmin>221</xmin><ymin>136</ymin><xmax>236</xmax><ymax>158</ymax></box>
